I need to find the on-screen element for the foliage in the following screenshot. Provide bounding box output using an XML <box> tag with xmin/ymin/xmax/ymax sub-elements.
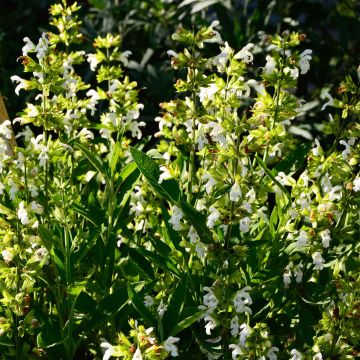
<box><xmin>0</xmin><ymin>1</ymin><xmax>359</xmax><ymax>360</ymax></box>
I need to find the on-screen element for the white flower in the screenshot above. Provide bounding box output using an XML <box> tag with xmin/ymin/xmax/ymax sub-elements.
<box><xmin>312</xmin><ymin>252</ymin><xmax>325</xmax><ymax>270</ymax></box>
<box><xmin>30</xmin><ymin>201</ymin><xmax>43</xmax><ymax>214</ymax></box>
<box><xmin>199</xmin><ymin>83</ymin><xmax>218</xmax><ymax>103</ymax></box>
<box><xmin>354</xmin><ymin>177</ymin><xmax>360</xmax><ymax>191</ymax></box>
<box><xmin>167</xmin><ymin>50</ymin><xmax>178</xmax><ymax>58</ymax></box>
<box><xmin>119</xmin><ymin>50</ymin><xmax>132</xmax><ymax>66</ymax></box>
<box><xmin>296</xmin><ymin>230</ymin><xmax>308</xmax><ymax>248</ymax></box>
<box><xmin>298</xmin><ymin>49</ymin><xmax>312</xmax><ymax>74</ymax></box>
<box><xmin>264</xmin><ymin>55</ymin><xmax>276</xmax><ymax>75</ymax></box>
<box><xmin>239</xmin><ymin>217</ymin><xmax>251</xmax><ymax>233</ymax></box>
<box><xmin>10</xmin><ymin>75</ymin><xmax>28</xmax><ymax>95</ymax></box>
<box><xmin>202</xmin><ymin>286</ymin><xmax>218</xmax><ymax>309</ymax></box>
<box><xmin>169</xmin><ymin>205</ymin><xmax>183</xmax><ymax>231</ymax></box>
<box><xmin>22</xmin><ymin>37</ymin><xmax>35</xmax><ymax>56</ymax></box>
<box><xmin>157</xmin><ymin>299</ymin><xmax>167</xmax><ymax>318</ymax></box>
<box><xmin>17</xmin><ymin>202</ymin><xmax>29</xmax><ymax>225</ymax></box>
<box><xmin>328</xmin><ymin>185</ymin><xmax>342</xmax><ymax>201</ymax></box>
<box><xmin>0</xmin><ymin>120</ymin><xmax>13</xmax><ymax>139</ymax></box>
<box><xmin>144</xmin><ymin>295</ymin><xmax>155</xmax><ymax>307</ymax></box>
<box><xmin>234</xmin><ymin>43</ymin><xmax>254</xmax><ymax>63</ymax></box>
<box><xmin>207</xmin><ymin>206</ymin><xmax>220</xmax><ymax>228</ymax></box>
<box><xmin>195</xmin><ymin>241</ymin><xmax>206</xmax><ymax>259</ymax></box>
<box><xmin>212</xmin><ymin>42</ymin><xmax>232</xmax><ymax>72</ymax></box>
<box><xmin>188</xmin><ymin>226</ymin><xmax>199</xmax><ymax>244</ymax></box>
<box><xmin>100</xmin><ymin>339</ymin><xmax>114</xmax><ymax>360</ymax></box>
<box><xmin>239</xmin><ymin>323</ymin><xmax>251</xmax><ymax>348</ymax></box>
<box><xmin>283</xmin><ymin>266</ymin><xmax>292</xmax><ymax>287</ymax></box>
<box><xmin>290</xmin><ymin>349</ymin><xmax>303</xmax><ymax>360</ymax></box>
<box><xmin>163</xmin><ymin>336</ymin><xmax>180</xmax><ymax>357</ymax></box>
<box><xmin>158</xmin><ymin>165</ymin><xmax>172</xmax><ymax>184</ymax></box>
<box><xmin>35</xmin><ymin>33</ymin><xmax>49</xmax><ymax>60</ymax></box>
<box><xmin>204</xmin><ymin>315</ymin><xmax>216</xmax><ymax>335</ymax></box>
<box><xmin>2</xmin><ymin>249</ymin><xmax>13</xmax><ymax>262</ymax></box>
<box><xmin>127</xmin><ymin>120</ymin><xmax>146</xmax><ymax>139</ymax></box>
<box><xmin>230</xmin><ymin>182</ymin><xmax>242</xmax><ymax>202</ymax></box>
<box><xmin>233</xmin><ymin>286</ymin><xmax>252</xmax><ymax>314</ymax></box>
<box><xmin>294</xmin><ymin>263</ymin><xmax>303</xmax><ymax>283</ymax></box>
<box><xmin>313</xmin><ymin>353</ymin><xmax>323</xmax><ymax>360</ymax></box>
<box><xmin>133</xmin><ymin>347</ymin><xmax>143</xmax><ymax>360</ymax></box>
<box><xmin>87</xmin><ymin>53</ymin><xmax>100</xmax><ymax>71</ymax></box>
<box><xmin>34</xmin><ymin>247</ymin><xmax>48</xmax><ymax>262</ymax></box>
<box><xmin>86</xmin><ymin>89</ymin><xmax>100</xmax><ymax>115</ymax></box>
<box><xmin>320</xmin><ymin>229</ymin><xmax>331</xmax><ymax>248</ymax></box>
<box><xmin>230</xmin><ymin>316</ymin><xmax>239</xmax><ymax>336</ymax></box>
<box><xmin>267</xmin><ymin>347</ymin><xmax>279</xmax><ymax>360</ymax></box>
<box><xmin>247</xmin><ymin>79</ymin><xmax>266</xmax><ymax>95</ymax></box>
<box><xmin>284</xmin><ymin>66</ymin><xmax>299</xmax><ymax>79</ymax></box>
<box><xmin>339</xmin><ymin>139</ymin><xmax>352</xmax><ymax>160</ymax></box>
<box><xmin>229</xmin><ymin>344</ymin><xmax>242</xmax><ymax>359</ymax></box>
<box><xmin>311</xmin><ymin>138</ymin><xmax>322</xmax><ymax>157</ymax></box>
<box><xmin>321</xmin><ymin>90</ymin><xmax>334</xmax><ymax>111</ymax></box>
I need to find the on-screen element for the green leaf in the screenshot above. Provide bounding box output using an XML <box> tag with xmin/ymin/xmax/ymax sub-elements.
<box><xmin>127</xmin><ymin>246</ymin><xmax>155</xmax><ymax>279</ymax></box>
<box><xmin>38</xmin><ymin>224</ymin><xmax>55</xmax><ymax>252</ymax></box>
<box><xmin>74</xmin><ymin>141</ymin><xmax>110</xmax><ymax>187</ymax></box>
<box><xmin>109</xmin><ymin>141</ymin><xmax>121</xmax><ymax>176</ymax></box>
<box><xmin>170</xmin><ymin>308</ymin><xmax>207</xmax><ymax>336</ymax></box>
<box><xmin>148</xmin><ymin>234</ymin><xmax>172</xmax><ymax>256</ymax></box>
<box><xmin>178</xmin><ymin>201</ymin><xmax>212</xmax><ymax>244</ymax></box>
<box><xmin>136</xmin><ymin>247</ymin><xmax>180</xmax><ymax>277</ymax></box>
<box><xmin>274</xmin><ymin>142</ymin><xmax>311</xmax><ymax>174</ymax></box>
<box><xmin>71</xmin><ymin>202</ymin><xmax>103</xmax><ymax>226</ymax></box>
<box><xmin>130</xmin><ymin>147</ymin><xmax>177</xmax><ymax>203</ymax></box>
<box><xmin>162</xmin><ymin>276</ymin><xmax>188</xmax><ymax>338</ymax></box>
<box><xmin>127</xmin><ymin>283</ymin><xmax>157</xmax><ymax>327</ymax></box>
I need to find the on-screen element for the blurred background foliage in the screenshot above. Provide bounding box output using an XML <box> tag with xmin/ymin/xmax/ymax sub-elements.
<box><xmin>1</xmin><ymin>0</ymin><xmax>359</xmax><ymax>138</ymax></box>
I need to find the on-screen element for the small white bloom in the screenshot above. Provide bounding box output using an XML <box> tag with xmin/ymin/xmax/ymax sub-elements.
<box><xmin>234</xmin><ymin>43</ymin><xmax>254</xmax><ymax>64</ymax></box>
<box><xmin>157</xmin><ymin>299</ymin><xmax>167</xmax><ymax>318</ymax></box>
<box><xmin>239</xmin><ymin>323</ymin><xmax>251</xmax><ymax>348</ymax></box>
<box><xmin>169</xmin><ymin>205</ymin><xmax>183</xmax><ymax>231</ymax></box>
<box><xmin>34</xmin><ymin>247</ymin><xmax>48</xmax><ymax>262</ymax></box>
<box><xmin>30</xmin><ymin>201</ymin><xmax>43</xmax><ymax>214</ymax></box>
<box><xmin>0</xmin><ymin>120</ymin><xmax>13</xmax><ymax>139</ymax></box>
<box><xmin>264</xmin><ymin>55</ymin><xmax>276</xmax><ymax>75</ymax></box>
<box><xmin>100</xmin><ymin>338</ymin><xmax>114</xmax><ymax>360</ymax></box>
<box><xmin>229</xmin><ymin>344</ymin><xmax>242</xmax><ymax>359</ymax></box>
<box><xmin>296</xmin><ymin>230</ymin><xmax>308</xmax><ymax>248</ymax></box>
<box><xmin>313</xmin><ymin>353</ymin><xmax>323</xmax><ymax>360</ymax></box>
<box><xmin>2</xmin><ymin>249</ymin><xmax>13</xmax><ymax>262</ymax></box>
<box><xmin>167</xmin><ymin>50</ymin><xmax>178</xmax><ymax>58</ymax></box>
<box><xmin>188</xmin><ymin>226</ymin><xmax>199</xmax><ymax>244</ymax></box>
<box><xmin>199</xmin><ymin>83</ymin><xmax>218</xmax><ymax>103</ymax></box>
<box><xmin>195</xmin><ymin>241</ymin><xmax>206</xmax><ymax>259</ymax></box>
<box><xmin>312</xmin><ymin>252</ymin><xmax>325</xmax><ymax>270</ymax></box>
<box><xmin>284</xmin><ymin>66</ymin><xmax>299</xmax><ymax>79</ymax></box>
<box><xmin>320</xmin><ymin>229</ymin><xmax>331</xmax><ymax>248</ymax></box>
<box><xmin>230</xmin><ymin>316</ymin><xmax>239</xmax><ymax>336</ymax></box>
<box><xmin>290</xmin><ymin>349</ymin><xmax>303</xmax><ymax>360</ymax></box>
<box><xmin>312</xmin><ymin>138</ymin><xmax>322</xmax><ymax>157</ymax></box>
<box><xmin>144</xmin><ymin>295</ymin><xmax>155</xmax><ymax>307</ymax></box>
<box><xmin>127</xmin><ymin>120</ymin><xmax>146</xmax><ymax>139</ymax></box>
<box><xmin>321</xmin><ymin>90</ymin><xmax>334</xmax><ymax>111</ymax></box>
<box><xmin>230</xmin><ymin>182</ymin><xmax>242</xmax><ymax>202</ymax></box>
<box><xmin>354</xmin><ymin>177</ymin><xmax>360</xmax><ymax>191</ymax></box>
<box><xmin>239</xmin><ymin>217</ymin><xmax>251</xmax><ymax>233</ymax></box>
<box><xmin>328</xmin><ymin>185</ymin><xmax>342</xmax><ymax>201</ymax></box>
<box><xmin>203</xmin><ymin>286</ymin><xmax>218</xmax><ymax>309</ymax></box>
<box><xmin>22</xmin><ymin>37</ymin><xmax>35</xmax><ymax>56</ymax></box>
<box><xmin>233</xmin><ymin>286</ymin><xmax>252</xmax><ymax>314</ymax></box>
<box><xmin>283</xmin><ymin>266</ymin><xmax>292</xmax><ymax>287</ymax></box>
<box><xmin>10</xmin><ymin>75</ymin><xmax>27</xmax><ymax>95</ymax></box>
<box><xmin>298</xmin><ymin>49</ymin><xmax>312</xmax><ymax>74</ymax></box>
<box><xmin>35</xmin><ymin>33</ymin><xmax>49</xmax><ymax>60</ymax></box>
<box><xmin>119</xmin><ymin>50</ymin><xmax>132</xmax><ymax>66</ymax></box>
<box><xmin>133</xmin><ymin>347</ymin><xmax>143</xmax><ymax>360</ymax></box>
<box><xmin>17</xmin><ymin>201</ymin><xmax>29</xmax><ymax>225</ymax></box>
<box><xmin>207</xmin><ymin>206</ymin><xmax>220</xmax><ymax>228</ymax></box>
<box><xmin>163</xmin><ymin>336</ymin><xmax>180</xmax><ymax>357</ymax></box>
<box><xmin>339</xmin><ymin>139</ymin><xmax>352</xmax><ymax>160</ymax></box>
<box><xmin>158</xmin><ymin>165</ymin><xmax>172</xmax><ymax>184</ymax></box>
<box><xmin>204</xmin><ymin>315</ymin><xmax>216</xmax><ymax>335</ymax></box>
<box><xmin>294</xmin><ymin>263</ymin><xmax>303</xmax><ymax>283</ymax></box>
<box><xmin>87</xmin><ymin>53</ymin><xmax>100</xmax><ymax>71</ymax></box>
<box><xmin>267</xmin><ymin>347</ymin><xmax>279</xmax><ymax>360</ymax></box>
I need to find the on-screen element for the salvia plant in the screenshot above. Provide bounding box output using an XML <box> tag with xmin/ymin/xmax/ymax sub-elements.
<box><xmin>0</xmin><ymin>1</ymin><xmax>359</xmax><ymax>359</ymax></box>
